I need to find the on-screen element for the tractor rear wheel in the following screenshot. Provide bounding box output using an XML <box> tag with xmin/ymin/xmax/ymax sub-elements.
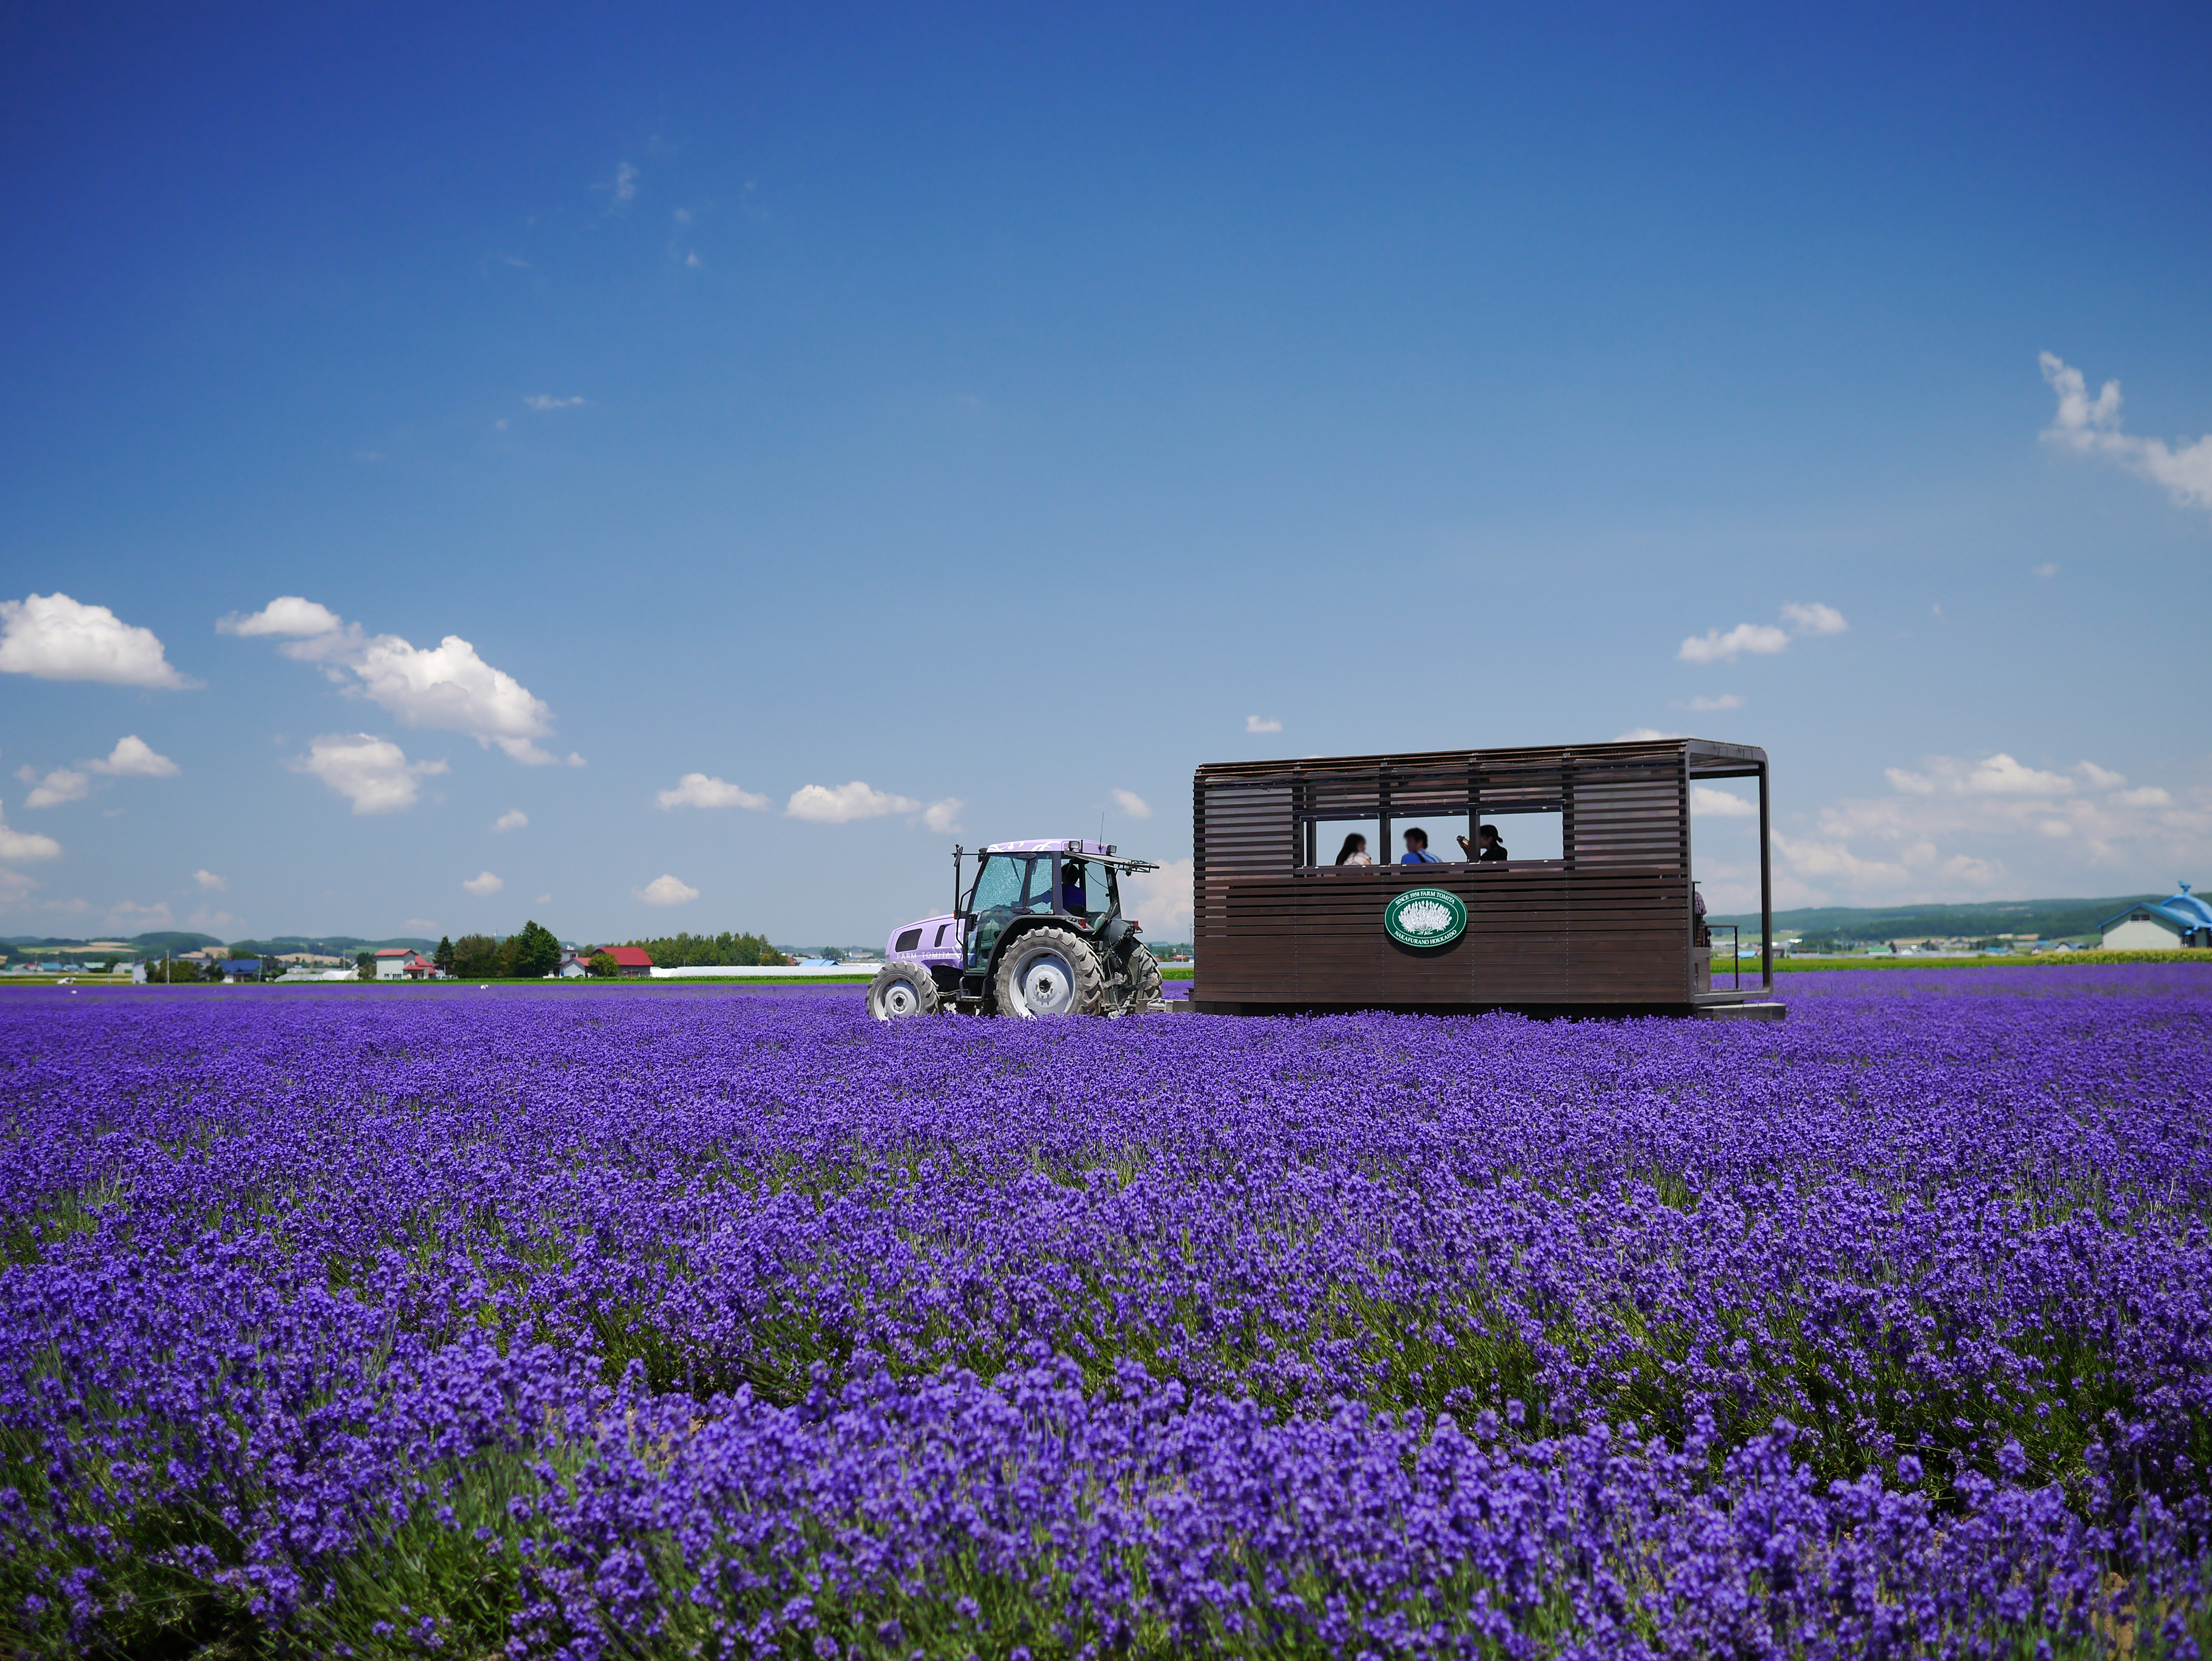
<box><xmin>1118</xmin><ymin>944</ymin><xmax>1164</xmax><ymax>1013</ymax></box>
<box><xmin>867</xmin><ymin>960</ymin><xmax>942</xmax><ymax>1021</ymax></box>
<box><xmin>994</xmin><ymin>926</ymin><xmax>1108</xmax><ymax>1017</ymax></box>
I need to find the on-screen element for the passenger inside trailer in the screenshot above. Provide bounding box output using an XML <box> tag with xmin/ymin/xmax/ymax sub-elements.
<box><xmin>1457</xmin><ymin>825</ymin><xmax>1509</xmax><ymax>861</ymax></box>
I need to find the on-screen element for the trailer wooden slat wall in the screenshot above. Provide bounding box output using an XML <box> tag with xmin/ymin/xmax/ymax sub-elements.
<box><xmin>1193</xmin><ymin>737</ymin><xmax>1770</xmax><ymax>1012</ymax></box>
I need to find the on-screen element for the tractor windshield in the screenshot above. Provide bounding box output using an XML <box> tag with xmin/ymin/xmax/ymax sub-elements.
<box><xmin>968</xmin><ymin>855</ymin><xmax>1025</xmax><ymax>914</ymax></box>
<box><xmin>965</xmin><ymin>855</ymin><xmax>1053</xmax><ymax>968</ymax></box>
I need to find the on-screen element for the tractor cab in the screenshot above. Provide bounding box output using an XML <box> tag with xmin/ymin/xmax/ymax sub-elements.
<box><xmin>961</xmin><ymin>844</ymin><xmax>1122</xmax><ymax>971</ymax></box>
<box><xmin>869</xmin><ymin>838</ymin><xmax>1167</xmax><ymax>1019</ymax></box>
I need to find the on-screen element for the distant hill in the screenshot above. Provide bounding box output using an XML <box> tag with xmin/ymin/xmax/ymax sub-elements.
<box><xmin>1710</xmin><ymin>895</ymin><xmax>2162</xmax><ymax>944</ymax></box>
<box><xmin>4</xmin><ymin>931</ymin><xmax>222</xmax><ymax>955</ymax></box>
<box><xmin>226</xmin><ymin>935</ymin><xmax>437</xmax><ymax>957</ymax></box>
<box><xmin>2</xmin><ymin>931</ymin><xmax>434</xmax><ymax>959</ymax></box>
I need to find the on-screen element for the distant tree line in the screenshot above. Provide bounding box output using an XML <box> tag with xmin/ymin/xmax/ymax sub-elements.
<box><xmin>433</xmin><ymin>922</ymin><xmax>564</xmax><ymax>980</ymax></box>
<box><xmin>622</xmin><ymin>931</ymin><xmax>786</xmax><ymax>968</ymax></box>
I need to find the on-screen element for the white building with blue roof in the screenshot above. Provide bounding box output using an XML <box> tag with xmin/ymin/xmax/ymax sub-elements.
<box><xmin>2098</xmin><ymin>883</ymin><xmax>2212</xmax><ymax>950</ymax></box>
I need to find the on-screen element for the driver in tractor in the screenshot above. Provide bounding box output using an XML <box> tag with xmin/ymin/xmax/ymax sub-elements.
<box><xmin>1061</xmin><ymin>861</ymin><xmax>1089</xmax><ymax>916</ymax></box>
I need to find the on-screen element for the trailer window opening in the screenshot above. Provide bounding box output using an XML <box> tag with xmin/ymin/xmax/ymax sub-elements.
<box><xmin>1305</xmin><ymin>819</ymin><xmax>1382</xmax><ymax>868</ymax></box>
<box><xmin>1293</xmin><ymin>805</ymin><xmax>1566</xmax><ymax>868</ymax></box>
<box><xmin>1477</xmin><ymin>805</ymin><xmax>1564</xmax><ymax>863</ymax></box>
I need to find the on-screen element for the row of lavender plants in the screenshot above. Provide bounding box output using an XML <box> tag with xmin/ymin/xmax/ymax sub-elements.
<box><xmin>3</xmin><ymin>967</ymin><xmax>2210</xmax><ymax>1656</ymax></box>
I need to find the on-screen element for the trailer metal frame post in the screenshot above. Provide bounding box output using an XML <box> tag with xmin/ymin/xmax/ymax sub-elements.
<box><xmin>1761</xmin><ymin>761</ymin><xmax>1778</xmax><ymax>995</ymax></box>
<box><xmin>1680</xmin><ymin>747</ymin><xmax>1696</xmax><ymax>997</ymax></box>
<box><xmin>1561</xmin><ymin>753</ymin><xmax>1577</xmax><ymax>871</ymax></box>
<box><xmin>1378</xmin><ymin>773</ymin><xmax>1392</xmax><ymax>873</ymax></box>
<box><xmin>1759</xmin><ymin>759</ymin><xmax>1773</xmax><ymax>994</ymax></box>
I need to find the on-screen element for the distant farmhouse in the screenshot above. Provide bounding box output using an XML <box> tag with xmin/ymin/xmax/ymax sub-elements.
<box><xmin>2098</xmin><ymin>883</ymin><xmax>2212</xmax><ymax>950</ymax></box>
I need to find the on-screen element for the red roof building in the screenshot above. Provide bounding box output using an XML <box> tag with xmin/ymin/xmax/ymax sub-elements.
<box><xmin>597</xmin><ymin>946</ymin><xmax>654</xmax><ymax>977</ymax></box>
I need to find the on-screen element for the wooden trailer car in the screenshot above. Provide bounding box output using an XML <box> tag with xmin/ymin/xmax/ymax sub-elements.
<box><xmin>1187</xmin><ymin>736</ymin><xmax>1780</xmax><ymax>1017</ymax></box>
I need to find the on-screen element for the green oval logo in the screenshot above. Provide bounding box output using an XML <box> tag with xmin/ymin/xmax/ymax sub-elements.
<box><xmin>1384</xmin><ymin>886</ymin><xmax>1467</xmax><ymax>948</ymax></box>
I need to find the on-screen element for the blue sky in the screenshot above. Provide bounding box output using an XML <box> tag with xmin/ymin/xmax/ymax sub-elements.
<box><xmin>3</xmin><ymin>0</ymin><xmax>2209</xmax><ymax>944</ymax></box>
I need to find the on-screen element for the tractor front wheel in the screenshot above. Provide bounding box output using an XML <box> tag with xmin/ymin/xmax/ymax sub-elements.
<box><xmin>867</xmin><ymin>961</ymin><xmax>942</xmax><ymax>1021</ymax></box>
<box><xmin>1117</xmin><ymin>944</ymin><xmax>1164</xmax><ymax>1013</ymax></box>
<box><xmin>994</xmin><ymin>927</ymin><xmax>1108</xmax><ymax>1017</ymax></box>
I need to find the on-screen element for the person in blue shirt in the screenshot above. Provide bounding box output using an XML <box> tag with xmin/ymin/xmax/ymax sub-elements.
<box><xmin>1400</xmin><ymin>827</ymin><xmax>1443</xmax><ymax>864</ymax></box>
<box><xmin>1060</xmin><ymin>862</ymin><xmax>1089</xmax><ymax>914</ymax></box>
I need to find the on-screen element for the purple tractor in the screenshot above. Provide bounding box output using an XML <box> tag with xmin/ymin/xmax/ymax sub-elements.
<box><xmin>866</xmin><ymin>840</ymin><xmax>1167</xmax><ymax>1019</ymax></box>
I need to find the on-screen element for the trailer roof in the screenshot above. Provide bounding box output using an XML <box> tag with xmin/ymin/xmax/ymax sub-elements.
<box><xmin>1195</xmin><ymin>735</ymin><xmax>1766</xmax><ymax>780</ymax></box>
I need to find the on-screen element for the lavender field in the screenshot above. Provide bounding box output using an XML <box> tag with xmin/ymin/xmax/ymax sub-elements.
<box><xmin>5</xmin><ymin>969</ymin><xmax>2211</xmax><ymax>1658</ymax></box>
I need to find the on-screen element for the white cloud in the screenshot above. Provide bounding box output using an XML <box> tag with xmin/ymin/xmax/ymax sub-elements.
<box><xmin>685</xmin><ymin>251</ymin><xmax>703</xmax><ymax>269</ymax></box>
<box><xmin>1769</xmin><ymin>749</ymin><xmax>2210</xmax><ymax>909</ymax></box>
<box><xmin>290</xmin><ymin>734</ymin><xmax>448</xmax><ymax>814</ymax></box>
<box><xmin>657</xmin><ymin>773</ymin><xmax>769</xmax><ymax>811</ymax></box>
<box><xmin>1680</xmin><ymin>603</ymin><xmax>1848</xmax><ymax>664</ymax></box>
<box><xmin>2040</xmin><ymin>352</ymin><xmax>2212</xmax><ymax>513</ymax></box>
<box><xmin>1615</xmin><ymin>728</ymin><xmax>1685</xmax><ymax>742</ymax></box>
<box><xmin>2033</xmin><ymin>562</ymin><xmax>2059</xmax><ymax>579</ymax></box>
<box><xmin>523</xmin><ymin>394</ymin><xmax>588</xmax><ymax>411</ymax></box>
<box><xmin>1246</xmin><ymin>715</ymin><xmax>1282</xmax><ymax>734</ymax></box>
<box><xmin>226</xmin><ymin>597</ymin><xmax>572</xmax><ymax>764</ymax></box>
<box><xmin>106</xmin><ymin>899</ymin><xmax>175</xmax><ymax>932</ymax></box>
<box><xmin>220</xmin><ymin>596</ymin><xmax>344</xmax><ymax>637</ymax></box>
<box><xmin>637</xmin><ymin>873</ymin><xmax>698</xmax><ymax>906</ymax></box>
<box><xmin>1124</xmin><ymin>857</ymin><xmax>1194</xmax><ymax>938</ymax></box>
<box><xmin>0</xmin><ymin>802</ymin><xmax>63</xmax><ymax>862</ymax></box>
<box><xmin>1681</xmin><ymin>693</ymin><xmax>1743</xmax><ymax>712</ymax></box>
<box><xmin>187</xmin><ymin>906</ymin><xmax>238</xmax><ymax>931</ymax></box>
<box><xmin>786</xmin><ymin>781</ymin><xmax>919</xmax><ymax>823</ymax></box>
<box><xmin>89</xmin><ymin>735</ymin><xmax>179</xmax><ymax>777</ymax></box>
<box><xmin>0</xmin><ymin>593</ymin><xmax>195</xmax><ymax>688</ymax></box>
<box><xmin>23</xmin><ymin>768</ymin><xmax>90</xmax><ymax>809</ymax></box>
<box><xmin>1110</xmin><ymin>788</ymin><xmax>1154</xmax><ymax>820</ymax></box>
<box><xmin>463</xmin><ymin>870</ymin><xmax>504</xmax><ymax>896</ymax></box>
<box><xmin>194</xmin><ymin>869</ymin><xmax>227</xmax><ymax>892</ymax></box>
<box><xmin>922</xmin><ymin>798</ymin><xmax>963</xmax><ymax>833</ymax></box>
<box><xmin>406</xmin><ymin>917</ymin><xmax>440</xmax><ymax>931</ymax></box>
<box><xmin>614</xmin><ymin>162</ymin><xmax>638</xmax><ymax>202</ymax></box>
<box><xmin>1691</xmin><ymin>785</ymin><xmax>1758</xmax><ymax>818</ymax></box>
<box><xmin>1884</xmin><ymin>753</ymin><xmax>2074</xmax><ymax>798</ymax></box>
<box><xmin>1678</xmin><ymin>622</ymin><xmax>1789</xmax><ymax>664</ymax></box>
<box><xmin>17</xmin><ymin>737</ymin><xmax>180</xmax><ymax>810</ymax></box>
<box><xmin>1779</xmin><ymin>601</ymin><xmax>1848</xmax><ymax>637</ymax></box>
<box><xmin>493</xmin><ymin>809</ymin><xmax>529</xmax><ymax>832</ymax></box>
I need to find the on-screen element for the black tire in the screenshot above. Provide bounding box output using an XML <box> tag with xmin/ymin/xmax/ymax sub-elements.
<box><xmin>993</xmin><ymin>926</ymin><xmax>1109</xmax><ymax>1017</ymax></box>
<box><xmin>1117</xmin><ymin>944</ymin><xmax>1164</xmax><ymax>1013</ymax></box>
<box><xmin>867</xmin><ymin>960</ymin><xmax>942</xmax><ymax>1021</ymax></box>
